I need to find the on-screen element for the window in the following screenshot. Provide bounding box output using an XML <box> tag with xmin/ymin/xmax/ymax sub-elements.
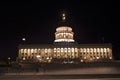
<box><xmin>107</xmin><ymin>48</ymin><xmax>110</xmax><ymax>52</ymax></box>
<box><xmin>68</xmin><ymin>48</ymin><xmax>71</xmax><ymax>52</ymax></box>
<box><xmin>61</xmin><ymin>48</ymin><xmax>63</xmax><ymax>52</ymax></box>
<box><xmin>90</xmin><ymin>48</ymin><xmax>93</xmax><ymax>52</ymax></box>
<box><xmin>104</xmin><ymin>48</ymin><xmax>106</xmax><ymax>52</ymax></box>
<box><xmin>72</xmin><ymin>48</ymin><xmax>74</xmax><ymax>52</ymax></box>
<box><xmin>97</xmin><ymin>48</ymin><xmax>100</xmax><ymax>52</ymax></box>
<box><xmin>24</xmin><ymin>49</ymin><xmax>27</xmax><ymax>53</ymax></box>
<box><xmin>54</xmin><ymin>48</ymin><xmax>56</xmax><ymax>52</ymax></box>
<box><xmin>75</xmin><ymin>48</ymin><xmax>78</xmax><ymax>52</ymax></box>
<box><xmin>21</xmin><ymin>49</ymin><xmax>23</xmax><ymax>53</ymax></box>
<box><xmin>94</xmin><ymin>48</ymin><xmax>96</xmax><ymax>52</ymax></box>
<box><xmin>31</xmin><ymin>49</ymin><xmax>34</xmax><ymax>53</ymax></box>
<box><xmin>57</xmin><ymin>48</ymin><xmax>60</xmax><ymax>52</ymax></box>
<box><xmin>101</xmin><ymin>48</ymin><xmax>103</xmax><ymax>53</ymax></box>
<box><xmin>64</xmin><ymin>48</ymin><xmax>67</xmax><ymax>52</ymax></box>
<box><xmin>83</xmin><ymin>48</ymin><xmax>86</xmax><ymax>52</ymax></box>
<box><xmin>34</xmin><ymin>49</ymin><xmax>37</xmax><ymax>53</ymax></box>
<box><xmin>45</xmin><ymin>48</ymin><xmax>47</xmax><ymax>53</ymax></box>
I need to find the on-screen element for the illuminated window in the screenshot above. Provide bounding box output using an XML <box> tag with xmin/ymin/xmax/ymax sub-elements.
<box><xmin>87</xmin><ymin>48</ymin><xmax>89</xmax><ymax>53</ymax></box>
<box><xmin>21</xmin><ymin>49</ymin><xmax>23</xmax><ymax>53</ymax></box>
<box><xmin>97</xmin><ymin>48</ymin><xmax>100</xmax><ymax>52</ymax></box>
<box><xmin>28</xmin><ymin>49</ymin><xmax>30</xmax><ymax>53</ymax></box>
<box><xmin>45</xmin><ymin>48</ymin><xmax>47</xmax><ymax>53</ymax></box>
<box><xmin>48</xmin><ymin>48</ymin><xmax>51</xmax><ymax>53</ymax></box>
<box><xmin>59</xmin><ymin>34</ymin><xmax>62</xmax><ymax>38</ymax></box>
<box><xmin>68</xmin><ymin>48</ymin><xmax>71</xmax><ymax>52</ymax></box>
<box><xmin>94</xmin><ymin>48</ymin><xmax>96</xmax><ymax>52</ymax></box>
<box><xmin>107</xmin><ymin>48</ymin><xmax>110</xmax><ymax>52</ymax></box>
<box><xmin>90</xmin><ymin>48</ymin><xmax>93</xmax><ymax>52</ymax></box>
<box><xmin>84</xmin><ymin>48</ymin><xmax>86</xmax><ymax>52</ymax></box>
<box><xmin>61</xmin><ymin>48</ymin><xmax>63</xmax><ymax>52</ymax></box>
<box><xmin>24</xmin><ymin>49</ymin><xmax>27</xmax><ymax>53</ymax></box>
<box><xmin>80</xmin><ymin>48</ymin><xmax>83</xmax><ymax>53</ymax></box>
<box><xmin>72</xmin><ymin>48</ymin><xmax>74</xmax><ymax>52</ymax></box>
<box><xmin>34</xmin><ymin>49</ymin><xmax>37</xmax><ymax>53</ymax></box>
<box><xmin>104</xmin><ymin>48</ymin><xmax>106</xmax><ymax>52</ymax></box>
<box><xmin>57</xmin><ymin>48</ymin><xmax>60</xmax><ymax>52</ymax></box>
<box><xmin>64</xmin><ymin>48</ymin><xmax>67</xmax><ymax>52</ymax></box>
<box><xmin>63</xmin><ymin>34</ymin><xmax>66</xmax><ymax>38</ymax></box>
<box><xmin>54</xmin><ymin>48</ymin><xmax>56</xmax><ymax>52</ymax></box>
<box><xmin>38</xmin><ymin>49</ymin><xmax>41</xmax><ymax>53</ymax></box>
<box><xmin>101</xmin><ymin>48</ymin><xmax>103</xmax><ymax>53</ymax></box>
<box><xmin>75</xmin><ymin>48</ymin><xmax>78</xmax><ymax>52</ymax></box>
<box><xmin>31</xmin><ymin>49</ymin><xmax>34</xmax><ymax>53</ymax></box>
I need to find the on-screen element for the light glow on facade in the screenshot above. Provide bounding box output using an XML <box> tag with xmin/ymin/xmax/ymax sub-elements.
<box><xmin>18</xmin><ymin>46</ymin><xmax>113</xmax><ymax>63</ymax></box>
<box><xmin>36</xmin><ymin>55</ymin><xmax>41</xmax><ymax>58</ymax></box>
<box><xmin>17</xmin><ymin>13</ymin><xmax>113</xmax><ymax>63</ymax></box>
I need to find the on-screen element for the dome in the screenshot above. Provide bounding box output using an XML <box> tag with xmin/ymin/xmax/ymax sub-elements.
<box><xmin>54</xmin><ymin>26</ymin><xmax>75</xmax><ymax>42</ymax></box>
<box><xmin>56</xmin><ymin>26</ymin><xmax>72</xmax><ymax>32</ymax></box>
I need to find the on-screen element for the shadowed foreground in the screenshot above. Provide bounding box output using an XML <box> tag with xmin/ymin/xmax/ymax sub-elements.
<box><xmin>0</xmin><ymin>62</ymin><xmax>120</xmax><ymax>79</ymax></box>
<box><xmin>0</xmin><ymin>74</ymin><xmax>120</xmax><ymax>80</ymax></box>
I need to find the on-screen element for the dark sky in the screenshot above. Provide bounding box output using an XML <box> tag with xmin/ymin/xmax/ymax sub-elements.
<box><xmin>0</xmin><ymin>0</ymin><xmax>120</xmax><ymax>60</ymax></box>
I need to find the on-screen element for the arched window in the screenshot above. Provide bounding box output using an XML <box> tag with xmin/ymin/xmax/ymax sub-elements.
<box><xmin>31</xmin><ymin>49</ymin><xmax>34</xmax><ymax>53</ymax></box>
<box><xmin>101</xmin><ymin>48</ymin><xmax>103</xmax><ymax>53</ymax></box>
<box><xmin>54</xmin><ymin>48</ymin><xmax>56</xmax><ymax>52</ymax></box>
<box><xmin>61</xmin><ymin>48</ymin><xmax>63</xmax><ymax>52</ymax></box>
<box><xmin>24</xmin><ymin>49</ymin><xmax>27</xmax><ymax>53</ymax></box>
<box><xmin>68</xmin><ymin>48</ymin><xmax>71</xmax><ymax>52</ymax></box>
<box><xmin>97</xmin><ymin>48</ymin><xmax>100</xmax><ymax>52</ymax></box>
<box><xmin>87</xmin><ymin>48</ymin><xmax>89</xmax><ymax>53</ymax></box>
<box><xmin>21</xmin><ymin>49</ymin><xmax>23</xmax><ymax>53</ymax></box>
<box><xmin>34</xmin><ymin>49</ymin><xmax>37</xmax><ymax>53</ymax></box>
<box><xmin>64</xmin><ymin>48</ymin><xmax>67</xmax><ymax>52</ymax></box>
<box><xmin>57</xmin><ymin>48</ymin><xmax>60</xmax><ymax>52</ymax></box>
<box><xmin>83</xmin><ymin>48</ymin><xmax>86</xmax><ymax>53</ymax></box>
<box><xmin>45</xmin><ymin>48</ymin><xmax>47</xmax><ymax>53</ymax></box>
<box><xmin>72</xmin><ymin>48</ymin><xmax>74</xmax><ymax>52</ymax></box>
<box><xmin>94</xmin><ymin>48</ymin><xmax>96</xmax><ymax>52</ymax></box>
<box><xmin>80</xmin><ymin>48</ymin><xmax>83</xmax><ymax>53</ymax></box>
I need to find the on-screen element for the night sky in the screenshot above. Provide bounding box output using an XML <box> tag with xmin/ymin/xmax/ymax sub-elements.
<box><xmin>0</xmin><ymin>1</ymin><xmax>120</xmax><ymax>60</ymax></box>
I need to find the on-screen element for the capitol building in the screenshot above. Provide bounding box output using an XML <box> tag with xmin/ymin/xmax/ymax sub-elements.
<box><xmin>18</xmin><ymin>13</ymin><xmax>113</xmax><ymax>63</ymax></box>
